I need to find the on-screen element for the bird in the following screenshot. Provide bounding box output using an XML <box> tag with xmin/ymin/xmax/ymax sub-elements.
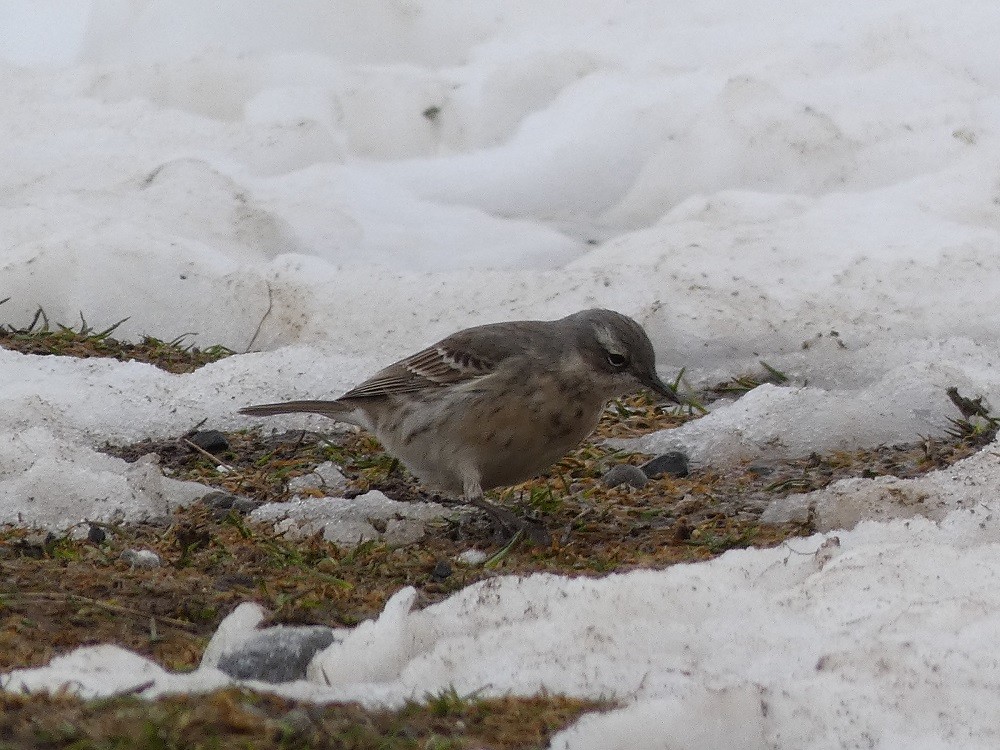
<box><xmin>240</xmin><ymin>309</ymin><xmax>679</xmax><ymax>534</ymax></box>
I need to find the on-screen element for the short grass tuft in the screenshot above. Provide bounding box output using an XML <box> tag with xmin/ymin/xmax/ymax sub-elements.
<box><xmin>0</xmin><ymin>306</ymin><xmax>233</xmax><ymax>373</ymax></box>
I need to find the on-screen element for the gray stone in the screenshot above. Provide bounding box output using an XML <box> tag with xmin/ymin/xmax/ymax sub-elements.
<box><xmin>602</xmin><ymin>464</ymin><xmax>649</xmax><ymax>489</ymax></box>
<box><xmin>641</xmin><ymin>451</ymin><xmax>690</xmax><ymax>478</ymax></box>
<box><xmin>202</xmin><ymin>491</ymin><xmax>260</xmax><ymax>518</ymax></box>
<box><xmin>456</xmin><ymin>549</ymin><xmax>488</xmax><ymax>566</ymax></box>
<box><xmin>216</xmin><ymin>626</ymin><xmax>338</xmax><ymax>683</ymax></box>
<box><xmin>250</xmin><ymin>491</ymin><xmax>467</xmax><ymax>548</ymax></box>
<box><xmin>120</xmin><ymin>549</ymin><xmax>161</xmax><ymax>568</ymax></box>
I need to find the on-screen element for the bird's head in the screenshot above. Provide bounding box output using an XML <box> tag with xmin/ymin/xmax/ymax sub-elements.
<box><xmin>568</xmin><ymin>309</ymin><xmax>681</xmax><ymax>403</ymax></box>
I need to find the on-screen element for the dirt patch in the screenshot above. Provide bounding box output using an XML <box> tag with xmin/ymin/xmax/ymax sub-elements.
<box><xmin>0</xmin><ymin>688</ymin><xmax>608</xmax><ymax>750</ymax></box>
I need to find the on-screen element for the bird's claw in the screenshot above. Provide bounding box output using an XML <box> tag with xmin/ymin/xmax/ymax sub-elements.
<box><xmin>467</xmin><ymin>498</ymin><xmax>551</xmax><ymax>547</ymax></box>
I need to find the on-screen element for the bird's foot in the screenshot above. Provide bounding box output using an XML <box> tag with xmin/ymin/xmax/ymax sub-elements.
<box><xmin>466</xmin><ymin>498</ymin><xmax>550</xmax><ymax>547</ymax></box>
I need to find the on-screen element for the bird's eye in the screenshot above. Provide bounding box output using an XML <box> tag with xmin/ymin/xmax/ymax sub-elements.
<box><xmin>607</xmin><ymin>352</ymin><xmax>628</xmax><ymax>368</ymax></box>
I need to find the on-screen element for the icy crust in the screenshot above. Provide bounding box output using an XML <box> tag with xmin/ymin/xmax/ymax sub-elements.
<box><xmin>0</xmin><ymin>344</ymin><xmax>365</xmax><ymax>445</ymax></box>
<box><xmin>622</xmin><ymin>344</ymin><xmax>1000</xmax><ymax>466</ymax></box>
<box><xmin>8</xmin><ymin>499</ymin><xmax>1000</xmax><ymax>747</ymax></box>
<box><xmin>620</xmin><ymin>381</ymin><xmax>940</xmax><ymax>468</ymax></box>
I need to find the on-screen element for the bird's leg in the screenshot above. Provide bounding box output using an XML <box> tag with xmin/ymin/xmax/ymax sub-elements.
<box><xmin>463</xmin><ymin>477</ymin><xmax>519</xmax><ymax>535</ymax></box>
<box><xmin>463</xmin><ymin>477</ymin><xmax>551</xmax><ymax>546</ymax></box>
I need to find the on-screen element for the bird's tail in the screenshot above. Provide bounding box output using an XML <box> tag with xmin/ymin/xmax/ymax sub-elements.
<box><xmin>239</xmin><ymin>400</ymin><xmax>351</xmax><ymax>419</ymax></box>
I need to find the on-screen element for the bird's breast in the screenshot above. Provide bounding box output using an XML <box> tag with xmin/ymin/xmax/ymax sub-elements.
<box><xmin>455</xmin><ymin>374</ymin><xmax>606</xmax><ymax>490</ymax></box>
<box><xmin>366</xmin><ymin>372</ymin><xmax>607</xmax><ymax>495</ymax></box>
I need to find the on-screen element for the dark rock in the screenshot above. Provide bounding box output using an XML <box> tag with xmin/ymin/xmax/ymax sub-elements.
<box><xmin>87</xmin><ymin>524</ymin><xmax>107</xmax><ymax>544</ymax></box>
<box><xmin>602</xmin><ymin>464</ymin><xmax>649</xmax><ymax>489</ymax></box>
<box><xmin>216</xmin><ymin>627</ymin><xmax>338</xmax><ymax>683</ymax></box>
<box><xmin>187</xmin><ymin>430</ymin><xmax>230</xmax><ymax>454</ymax></box>
<box><xmin>202</xmin><ymin>491</ymin><xmax>260</xmax><ymax>517</ymax></box>
<box><xmin>641</xmin><ymin>451</ymin><xmax>689</xmax><ymax>478</ymax></box>
<box><xmin>431</xmin><ymin>560</ymin><xmax>452</xmax><ymax>581</ymax></box>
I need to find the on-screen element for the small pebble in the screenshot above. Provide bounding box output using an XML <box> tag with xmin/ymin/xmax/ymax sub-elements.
<box><xmin>641</xmin><ymin>452</ymin><xmax>689</xmax><ymax>478</ymax></box>
<box><xmin>602</xmin><ymin>464</ymin><xmax>648</xmax><ymax>489</ymax></box>
<box><xmin>87</xmin><ymin>524</ymin><xmax>107</xmax><ymax>544</ymax></box>
<box><xmin>202</xmin><ymin>491</ymin><xmax>260</xmax><ymax>517</ymax></box>
<box><xmin>120</xmin><ymin>549</ymin><xmax>161</xmax><ymax>568</ymax></box>
<box><xmin>431</xmin><ymin>560</ymin><xmax>452</xmax><ymax>581</ymax></box>
<box><xmin>23</xmin><ymin>531</ymin><xmax>56</xmax><ymax>547</ymax></box>
<box><xmin>187</xmin><ymin>430</ymin><xmax>230</xmax><ymax>454</ymax></box>
<box><xmin>456</xmin><ymin>549</ymin><xmax>489</xmax><ymax>566</ymax></box>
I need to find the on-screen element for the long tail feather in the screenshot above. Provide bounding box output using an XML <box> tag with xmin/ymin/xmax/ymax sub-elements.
<box><xmin>239</xmin><ymin>400</ymin><xmax>349</xmax><ymax>418</ymax></box>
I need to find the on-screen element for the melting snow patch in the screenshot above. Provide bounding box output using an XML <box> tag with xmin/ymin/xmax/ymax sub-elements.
<box><xmin>0</xmin><ymin>427</ymin><xmax>210</xmax><ymax>531</ymax></box>
<box><xmin>249</xmin><ymin>490</ymin><xmax>467</xmax><ymax>547</ymax></box>
<box><xmin>623</xmin><ymin>371</ymin><xmax>956</xmax><ymax>466</ymax></box>
<box><xmin>762</xmin><ymin>435</ymin><xmax>1000</xmax><ymax>531</ymax></box>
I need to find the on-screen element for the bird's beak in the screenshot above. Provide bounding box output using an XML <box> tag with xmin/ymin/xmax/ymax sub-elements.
<box><xmin>642</xmin><ymin>372</ymin><xmax>682</xmax><ymax>404</ymax></box>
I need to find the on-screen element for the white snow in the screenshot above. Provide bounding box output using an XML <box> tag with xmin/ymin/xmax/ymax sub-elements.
<box><xmin>3</xmin><ymin>0</ymin><xmax>1000</xmax><ymax>746</ymax></box>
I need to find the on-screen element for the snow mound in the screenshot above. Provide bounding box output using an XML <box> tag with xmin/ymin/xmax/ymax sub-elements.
<box><xmin>762</xmin><ymin>436</ymin><xmax>1000</xmax><ymax>531</ymax></box>
<box><xmin>0</xmin><ymin>427</ymin><xmax>208</xmax><ymax>530</ymax></box>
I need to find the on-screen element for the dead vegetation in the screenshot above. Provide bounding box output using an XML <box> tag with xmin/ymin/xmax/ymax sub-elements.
<box><xmin>0</xmin><ymin>688</ymin><xmax>607</xmax><ymax>750</ymax></box>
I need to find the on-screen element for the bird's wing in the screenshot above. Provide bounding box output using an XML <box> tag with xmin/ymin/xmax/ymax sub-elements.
<box><xmin>339</xmin><ymin>341</ymin><xmax>496</xmax><ymax>399</ymax></box>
